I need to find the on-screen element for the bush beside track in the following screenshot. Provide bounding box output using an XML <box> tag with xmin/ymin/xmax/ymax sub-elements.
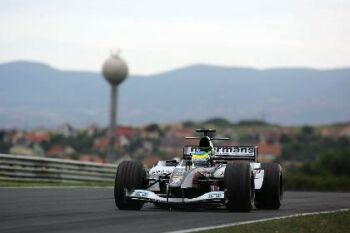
<box><xmin>284</xmin><ymin>174</ymin><xmax>350</xmax><ymax>192</ymax></box>
<box><xmin>199</xmin><ymin>210</ymin><xmax>350</xmax><ymax>233</ymax></box>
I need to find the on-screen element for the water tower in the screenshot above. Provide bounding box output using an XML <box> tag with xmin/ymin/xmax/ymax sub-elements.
<box><xmin>102</xmin><ymin>53</ymin><xmax>128</xmax><ymax>163</ymax></box>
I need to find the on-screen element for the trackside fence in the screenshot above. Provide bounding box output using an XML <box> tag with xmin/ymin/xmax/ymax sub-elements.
<box><xmin>0</xmin><ymin>154</ymin><xmax>117</xmax><ymax>183</ymax></box>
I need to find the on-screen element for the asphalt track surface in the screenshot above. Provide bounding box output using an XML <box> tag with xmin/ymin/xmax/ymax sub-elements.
<box><xmin>1</xmin><ymin>188</ymin><xmax>349</xmax><ymax>233</ymax></box>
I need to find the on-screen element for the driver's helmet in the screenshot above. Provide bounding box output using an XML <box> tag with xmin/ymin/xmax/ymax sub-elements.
<box><xmin>191</xmin><ymin>151</ymin><xmax>210</xmax><ymax>167</ymax></box>
<box><xmin>199</xmin><ymin>137</ymin><xmax>212</xmax><ymax>152</ymax></box>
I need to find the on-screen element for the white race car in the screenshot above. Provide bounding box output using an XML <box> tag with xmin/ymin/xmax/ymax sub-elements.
<box><xmin>114</xmin><ymin>129</ymin><xmax>283</xmax><ymax>212</ymax></box>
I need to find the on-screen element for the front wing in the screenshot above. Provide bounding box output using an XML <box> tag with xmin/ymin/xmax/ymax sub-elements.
<box><xmin>128</xmin><ymin>190</ymin><xmax>225</xmax><ymax>204</ymax></box>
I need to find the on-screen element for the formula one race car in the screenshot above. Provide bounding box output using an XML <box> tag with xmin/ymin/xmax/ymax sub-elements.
<box><xmin>114</xmin><ymin>129</ymin><xmax>283</xmax><ymax>212</ymax></box>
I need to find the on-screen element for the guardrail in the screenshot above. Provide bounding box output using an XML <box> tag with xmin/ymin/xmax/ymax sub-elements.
<box><xmin>0</xmin><ymin>154</ymin><xmax>117</xmax><ymax>183</ymax></box>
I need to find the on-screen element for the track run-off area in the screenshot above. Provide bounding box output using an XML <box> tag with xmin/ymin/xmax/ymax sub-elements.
<box><xmin>1</xmin><ymin>188</ymin><xmax>349</xmax><ymax>233</ymax></box>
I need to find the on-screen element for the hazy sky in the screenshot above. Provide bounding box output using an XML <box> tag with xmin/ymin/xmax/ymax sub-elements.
<box><xmin>0</xmin><ymin>0</ymin><xmax>349</xmax><ymax>74</ymax></box>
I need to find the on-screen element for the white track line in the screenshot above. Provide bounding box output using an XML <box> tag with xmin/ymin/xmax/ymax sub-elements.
<box><xmin>165</xmin><ymin>208</ymin><xmax>349</xmax><ymax>233</ymax></box>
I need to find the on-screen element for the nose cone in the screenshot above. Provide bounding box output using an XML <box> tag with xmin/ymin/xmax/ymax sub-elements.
<box><xmin>102</xmin><ymin>54</ymin><xmax>128</xmax><ymax>85</ymax></box>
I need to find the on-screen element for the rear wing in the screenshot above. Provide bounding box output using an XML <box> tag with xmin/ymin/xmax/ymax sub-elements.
<box><xmin>183</xmin><ymin>145</ymin><xmax>258</xmax><ymax>162</ymax></box>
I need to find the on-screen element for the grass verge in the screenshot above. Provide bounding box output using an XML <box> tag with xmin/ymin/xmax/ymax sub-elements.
<box><xmin>199</xmin><ymin>210</ymin><xmax>350</xmax><ymax>233</ymax></box>
<box><xmin>0</xmin><ymin>180</ymin><xmax>114</xmax><ymax>187</ymax></box>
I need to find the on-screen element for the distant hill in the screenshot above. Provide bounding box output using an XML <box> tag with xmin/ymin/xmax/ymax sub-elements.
<box><xmin>0</xmin><ymin>61</ymin><xmax>349</xmax><ymax>128</ymax></box>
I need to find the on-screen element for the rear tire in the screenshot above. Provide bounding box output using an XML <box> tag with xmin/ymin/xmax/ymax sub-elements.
<box><xmin>255</xmin><ymin>163</ymin><xmax>283</xmax><ymax>209</ymax></box>
<box><xmin>114</xmin><ymin>160</ymin><xmax>146</xmax><ymax>210</ymax></box>
<box><xmin>224</xmin><ymin>162</ymin><xmax>254</xmax><ymax>212</ymax></box>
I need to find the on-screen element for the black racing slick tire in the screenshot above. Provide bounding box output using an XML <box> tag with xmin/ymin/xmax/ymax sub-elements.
<box><xmin>224</xmin><ymin>162</ymin><xmax>254</xmax><ymax>212</ymax></box>
<box><xmin>255</xmin><ymin>163</ymin><xmax>283</xmax><ymax>209</ymax></box>
<box><xmin>114</xmin><ymin>160</ymin><xmax>146</xmax><ymax>210</ymax></box>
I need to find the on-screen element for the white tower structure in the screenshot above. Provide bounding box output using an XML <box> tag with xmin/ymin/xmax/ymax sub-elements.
<box><xmin>102</xmin><ymin>53</ymin><xmax>128</xmax><ymax>162</ymax></box>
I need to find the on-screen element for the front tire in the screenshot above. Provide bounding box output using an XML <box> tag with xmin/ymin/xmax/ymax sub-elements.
<box><xmin>255</xmin><ymin>163</ymin><xmax>283</xmax><ymax>209</ymax></box>
<box><xmin>224</xmin><ymin>162</ymin><xmax>254</xmax><ymax>212</ymax></box>
<box><xmin>114</xmin><ymin>160</ymin><xmax>146</xmax><ymax>210</ymax></box>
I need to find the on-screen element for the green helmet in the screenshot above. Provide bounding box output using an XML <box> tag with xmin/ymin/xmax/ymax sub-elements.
<box><xmin>198</xmin><ymin>136</ymin><xmax>213</xmax><ymax>151</ymax></box>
